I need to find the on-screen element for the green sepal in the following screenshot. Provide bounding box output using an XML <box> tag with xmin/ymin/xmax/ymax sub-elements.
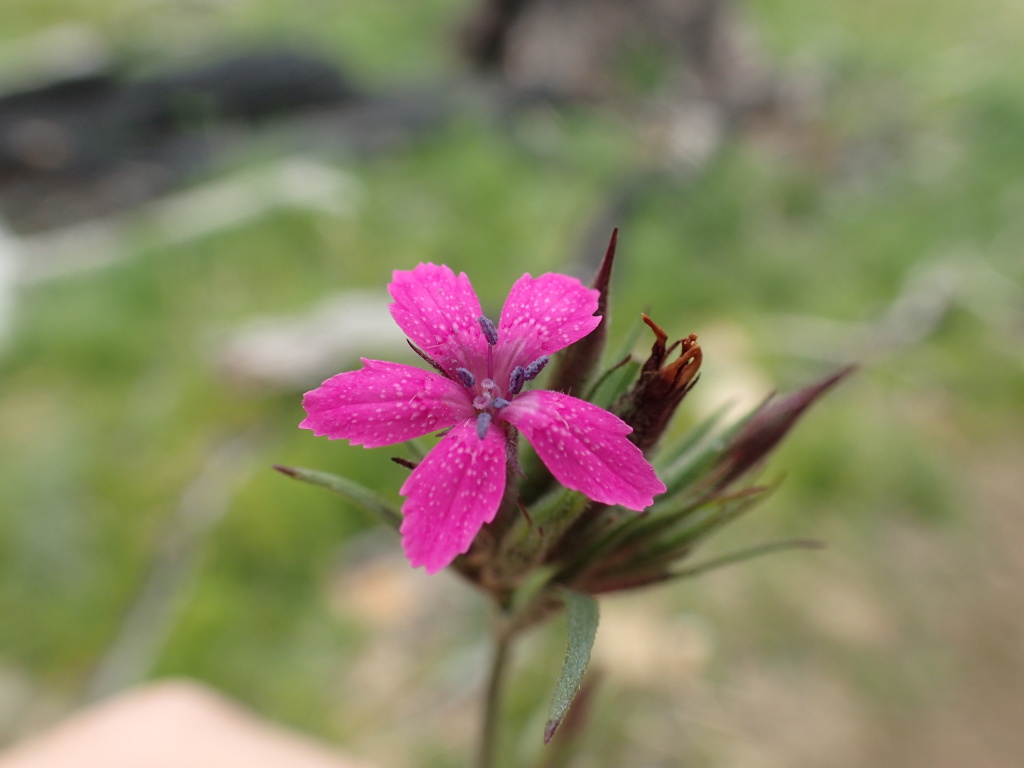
<box><xmin>494</xmin><ymin>487</ymin><xmax>591</xmax><ymax>582</ymax></box>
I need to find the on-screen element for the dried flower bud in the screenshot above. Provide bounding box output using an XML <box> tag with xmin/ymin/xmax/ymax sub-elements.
<box><xmin>614</xmin><ymin>314</ymin><xmax>702</xmax><ymax>453</ymax></box>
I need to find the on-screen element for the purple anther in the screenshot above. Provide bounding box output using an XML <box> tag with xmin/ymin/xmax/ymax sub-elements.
<box><xmin>455</xmin><ymin>367</ymin><xmax>476</xmax><ymax>388</ymax></box>
<box><xmin>477</xmin><ymin>315</ymin><xmax>499</xmax><ymax>346</ymax></box>
<box><xmin>523</xmin><ymin>355</ymin><xmax>549</xmax><ymax>381</ymax></box>
<box><xmin>493</xmin><ymin>397</ymin><xmax>510</xmax><ymax>409</ymax></box>
<box><xmin>508</xmin><ymin>366</ymin><xmax>525</xmax><ymax>397</ymax></box>
<box><xmin>475</xmin><ymin>411</ymin><xmax>493</xmax><ymax>439</ymax></box>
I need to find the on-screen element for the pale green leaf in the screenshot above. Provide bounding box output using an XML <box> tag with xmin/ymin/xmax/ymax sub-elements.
<box><xmin>544</xmin><ymin>589</ymin><xmax>599</xmax><ymax>744</ymax></box>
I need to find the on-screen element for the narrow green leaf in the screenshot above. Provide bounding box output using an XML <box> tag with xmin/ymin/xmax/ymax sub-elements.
<box><xmin>657</xmin><ymin>401</ymin><xmax>763</xmax><ymax>498</ymax></box>
<box><xmin>586</xmin><ymin>483</ymin><xmax>775</xmax><ymax>587</ymax></box>
<box><xmin>638</xmin><ymin>484</ymin><xmax>776</xmax><ymax>566</ymax></box>
<box><xmin>402</xmin><ymin>438</ymin><xmax>428</xmax><ymax>462</ymax></box>
<box><xmin>607</xmin><ymin>310</ymin><xmax>650</xmax><ymax>367</ymax></box>
<box><xmin>586</xmin><ymin>358</ymin><xmax>641</xmax><ymax>410</ymax></box>
<box><xmin>668</xmin><ymin>538</ymin><xmax>825</xmax><ymax>581</ymax></box>
<box><xmin>653</xmin><ymin>402</ymin><xmax>734</xmax><ymax>481</ymax></box>
<box><xmin>273</xmin><ymin>465</ymin><xmax>402</xmax><ymax>529</ymax></box>
<box><xmin>545</xmin><ymin>589</ymin><xmax>599</xmax><ymax>744</ymax></box>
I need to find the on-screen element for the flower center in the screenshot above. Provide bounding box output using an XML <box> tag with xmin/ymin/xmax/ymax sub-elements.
<box><xmin>470</xmin><ymin>377</ymin><xmax>509</xmax><ymax>439</ymax></box>
<box><xmin>457</xmin><ymin>315</ymin><xmax>551</xmax><ymax>439</ymax></box>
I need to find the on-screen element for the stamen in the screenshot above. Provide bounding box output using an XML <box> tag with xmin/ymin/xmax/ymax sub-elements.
<box><xmin>475</xmin><ymin>411</ymin><xmax>492</xmax><ymax>439</ymax></box>
<box><xmin>508</xmin><ymin>366</ymin><xmax>525</xmax><ymax>397</ymax></box>
<box><xmin>523</xmin><ymin>355</ymin><xmax>549</xmax><ymax>381</ymax></box>
<box><xmin>455</xmin><ymin>367</ymin><xmax>475</xmax><ymax>388</ymax></box>
<box><xmin>477</xmin><ymin>316</ymin><xmax>498</xmax><ymax>346</ymax></box>
<box><xmin>493</xmin><ymin>398</ymin><xmax>510</xmax><ymax>409</ymax></box>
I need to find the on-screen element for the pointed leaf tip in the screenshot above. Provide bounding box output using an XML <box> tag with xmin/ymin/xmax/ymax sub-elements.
<box><xmin>543</xmin><ymin>719</ymin><xmax>560</xmax><ymax>745</ymax></box>
<box><xmin>547</xmin><ymin>228</ymin><xmax>618</xmax><ymax>397</ymax></box>
<box><xmin>545</xmin><ymin>589</ymin><xmax>599</xmax><ymax>745</ymax></box>
<box><xmin>592</xmin><ymin>228</ymin><xmax>618</xmax><ymax>315</ymax></box>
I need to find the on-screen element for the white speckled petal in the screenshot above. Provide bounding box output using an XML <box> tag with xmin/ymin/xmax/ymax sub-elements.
<box><xmin>388</xmin><ymin>263</ymin><xmax>490</xmax><ymax>376</ymax></box>
<box><xmin>399</xmin><ymin>422</ymin><xmax>507</xmax><ymax>573</ymax></box>
<box><xmin>300</xmin><ymin>359</ymin><xmax>470</xmax><ymax>447</ymax></box>
<box><xmin>494</xmin><ymin>273</ymin><xmax>600</xmax><ymax>378</ymax></box>
<box><xmin>503</xmin><ymin>390</ymin><xmax>665</xmax><ymax>510</ymax></box>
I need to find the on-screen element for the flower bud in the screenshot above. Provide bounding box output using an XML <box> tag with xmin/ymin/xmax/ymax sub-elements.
<box><xmin>707</xmin><ymin>365</ymin><xmax>855</xmax><ymax>492</ymax></box>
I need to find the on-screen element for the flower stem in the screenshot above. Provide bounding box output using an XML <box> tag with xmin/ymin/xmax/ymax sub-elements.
<box><xmin>475</xmin><ymin>627</ymin><xmax>513</xmax><ymax>768</ymax></box>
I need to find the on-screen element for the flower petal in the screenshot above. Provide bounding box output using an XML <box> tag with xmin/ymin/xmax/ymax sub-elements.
<box><xmin>503</xmin><ymin>390</ymin><xmax>665</xmax><ymax>510</ymax></box>
<box><xmin>300</xmin><ymin>359</ymin><xmax>470</xmax><ymax>447</ymax></box>
<box><xmin>388</xmin><ymin>263</ymin><xmax>490</xmax><ymax>376</ymax></box>
<box><xmin>495</xmin><ymin>273</ymin><xmax>600</xmax><ymax>377</ymax></box>
<box><xmin>400</xmin><ymin>422</ymin><xmax>507</xmax><ymax>573</ymax></box>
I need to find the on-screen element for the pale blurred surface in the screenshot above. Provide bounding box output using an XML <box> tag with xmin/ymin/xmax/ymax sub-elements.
<box><xmin>0</xmin><ymin>681</ymin><xmax>374</xmax><ymax>768</ymax></box>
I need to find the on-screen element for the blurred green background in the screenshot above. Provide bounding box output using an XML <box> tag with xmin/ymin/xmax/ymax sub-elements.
<box><xmin>1</xmin><ymin>1</ymin><xmax>1022</xmax><ymax>767</ymax></box>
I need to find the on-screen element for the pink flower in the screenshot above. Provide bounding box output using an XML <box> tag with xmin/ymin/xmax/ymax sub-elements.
<box><xmin>301</xmin><ymin>264</ymin><xmax>665</xmax><ymax>573</ymax></box>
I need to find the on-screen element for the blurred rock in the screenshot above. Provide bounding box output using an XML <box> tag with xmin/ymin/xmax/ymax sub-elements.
<box><xmin>11</xmin><ymin>157</ymin><xmax>360</xmax><ymax>284</ymax></box>
<box><xmin>460</xmin><ymin>0</ymin><xmax>773</xmax><ymax>114</ymax></box>
<box><xmin>0</xmin><ymin>680</ymin><xmax>374</xmax><ymax>768</ymax></box>
<box><xmin>215</xmin><ymin>290</ymin><xmax>405</xmax><ymax>391</ymax></box>
<box><xmin>0</xmin><ymin>223</ymin><xmax>17</xmax><ymax>351</ymax></box>
<box><xmin>0</xmin><ymin>35</ymin><xmax>361</xmax><ymax>233</ymax></box>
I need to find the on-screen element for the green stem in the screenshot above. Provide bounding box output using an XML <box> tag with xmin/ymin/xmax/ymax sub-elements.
<box><xmin>475</xmin><ymin>626</ymin><xmax>513</xmax><ymax>768</ymax></box>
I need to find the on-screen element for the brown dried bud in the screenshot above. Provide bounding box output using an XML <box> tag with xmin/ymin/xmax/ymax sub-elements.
<box><xmin>615</xmin><ymin>314</ymin><xmax>702</xmax><ymax>453</ymax></box>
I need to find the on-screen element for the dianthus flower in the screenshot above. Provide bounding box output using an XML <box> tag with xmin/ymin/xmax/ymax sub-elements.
<box><xmin>301</xmin><ymin>264</ymin><xmax>665</xmax><ymax>573</ymax></box>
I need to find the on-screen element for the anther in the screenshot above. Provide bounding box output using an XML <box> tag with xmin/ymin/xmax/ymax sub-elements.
<box><xmin>523</xmin><ymin>355</ymin><xmax>549</xmax><ymax>381</ymax></box>
<box><xmin>508</xmin><ymin>366</ymin><xmax>525</xmax><ymax>397</ymax></box>
<box><xmin>455</xmin><ymin>368</ymin><xmax>475</xmax><ymax>388</ymax></box>
<box><xmin>493</xmin><ymin>398</ymin><xmax>510</xmax><ymax>409</ymax></box>
<box><xmin>477</xmin><ymin>316</ymin><xmax>499</xmax><ymax>346</ymax></box>
<box><xmin>475</xmin><ymin>411</ymin><xmax>492</xmax><ymax>439</ymax></box>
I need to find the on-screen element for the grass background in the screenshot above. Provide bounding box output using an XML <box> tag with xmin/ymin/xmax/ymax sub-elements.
<box><xmin>1</xmin><ymin>1</ymin><xmax>1022</xmax><ymax>766</ymax></box>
